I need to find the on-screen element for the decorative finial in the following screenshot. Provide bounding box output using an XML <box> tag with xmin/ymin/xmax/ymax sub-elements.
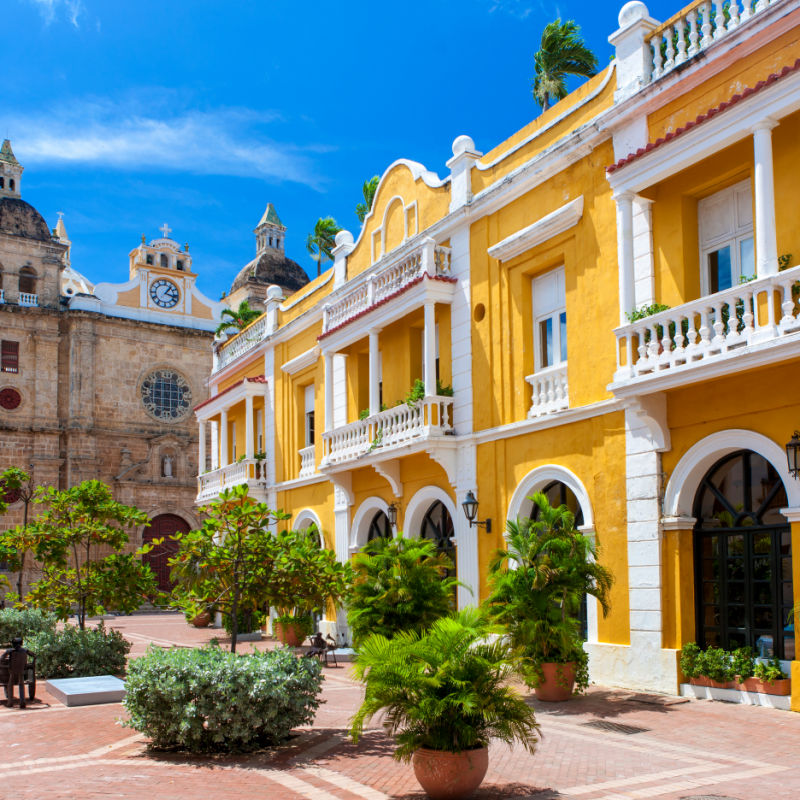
<box><xmin>57</xmin><ymin>211</ymin><xmax>64</xmax><ymax>221</ymax></box>
<box><xmin>141</xmin><ymin>234</ymin><xmax>146</xmax><ymax>244</ymax></box>
<box><xmin>159</xmin><ymin>222</ymin><xmax>172</xmax><ymax>238</ymax></box>
<box><xmin>184</xmin><ymin>242</ymin><xmax>189</xmax><ymax>252</ymax></box>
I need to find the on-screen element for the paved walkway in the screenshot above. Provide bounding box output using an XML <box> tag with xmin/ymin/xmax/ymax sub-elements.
<box><xmin>1</xmin><ymin>614</ymin><xmax>797</xmax><ymax>799</ymax></box>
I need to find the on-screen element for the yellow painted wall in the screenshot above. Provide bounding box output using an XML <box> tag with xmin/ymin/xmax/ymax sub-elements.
<box><xmin>114</xmin><ymin>286</ymin><xmax>141</xmax><ymax>307</ymax></box>
<box><xmin>217</xmin><ymin>358</ymin><xmax>266</xmax><ymax>392</ymax></box>
<box><xmin>470</xmin><ymin>139</ymin><xmax>618</xmax><ymax>431</ymax></box>
<box><xmin>276</xmin><ymin>482</ymin><xmax>336</xmax><ymax>550</ymax></box>
<box><xmin>475</xmin><ymin>411</ymin><xmax>629</xmax><ymax>644</ymax></box>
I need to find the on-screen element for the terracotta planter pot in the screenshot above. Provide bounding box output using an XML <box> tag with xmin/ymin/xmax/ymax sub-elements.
<box><xmin>412</xmin><ymin>746</ymin><xmax>489</xmax><ymax>800</ymax></box>
<box><xmin>689</xmin><ymin>676</ymin><xmax>736</xmax><ymax>689</ymax></box>
<box><xmin>535</xmin><ymin>662</ymin><xmax>576</xmax><ymax>702</ymax></box>
<box><xmin>190</xmin><ymin>611</ymin><xmax>211</xmax><ymax>628</ymax></box>
<box><xmin>275</xmin><ymin>620</ymin><xmax>306</xmax><ymax>647</ymax></box>
<box><xmin>737</xmin><ymin>676</ymin><xmax>791</xmax><ymax>695</ymax></box>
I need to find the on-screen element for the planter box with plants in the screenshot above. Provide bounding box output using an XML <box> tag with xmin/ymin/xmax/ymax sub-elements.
<box><xmin>679</xmin><ymin>642</ymin><xmax>791</xmax><ymax>709</ymax></box>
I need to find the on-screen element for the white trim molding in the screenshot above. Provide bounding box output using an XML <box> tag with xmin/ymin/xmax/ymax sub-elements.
<box><xmin>350</xmin><ymin>495</ymin><xmax>391</xmax><ymax>552</ymax></box>
<box><xmin>663</xmin><ymin>429</ymin><xmax>800</xmax><ymax>518</ymax></box>
<box><xmin>488</xmin><ymin>196</ymin><xmax>583</xmax><ymax>263</ymax></box>
<box><xmin>403</xmin><ymin>485</ymin><xmax>457</xmax><ymax>539</ymax></box>
<box><xmin>506</xmin><ymin>463</ymin><xmax>595</xmax><ymax>529</ymax></box>
<box><xmin>281</xmin><ymin>345</ymin><xmax>320</xmax><ymax>375</ymax></box>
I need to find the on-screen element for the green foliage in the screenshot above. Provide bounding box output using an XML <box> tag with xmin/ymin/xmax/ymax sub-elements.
<box><xmin>754</xmin><ymin>655</ymin><xmax>786</xmax><ymax>683</ymax></box>
<box><xmin>533</xmin><ymin>19</ymin><xmax>598</xmax><ymax>111</ymax></box>
<box><xmin>350</xmin><ymin>608</ymin><xmax>540</xmax><ymax>761</ymax></box>
<box><xmin>625</xmin><ymin>302</ymin><xmax>671</xmax><ymax>323</ymax></box>
<box><xmin>696</xmin><ymin>646</ymin><xmax>735</xmax><ymax>683</ymax></box>
<box><xmin>404</xmin><ymin>378</ymin><xmax>426</xmax><ymax>406</ymax></box>
<box><xmin>731</xmin><ymin>646</ymin><xmax>755</xmax><ymax>681</ymax></box>
<box><xmin>356</xmin><ymin>175</ymin><xmax>380</xmax><ymax>224</ymax></box>
<box><xmin>123</xmin><ymin>645</ymin><xmax>323</xmax><ymax>752</ymax></box>
<box><xmin>679</xmin><ymin>641</ymin><xmax>702</xmax><ymax>679</ymax></box>
<box><xmin>215</xmin><ymin>299</ymin><xmax>262</xmax><ymax>337</ymax></box>
<box><xmin>486</xmin><ymin>493</ymin><xmax>613</xmax><ymax>691</ymax></box>
<box><xmin>0</xmin><ymin>466</ymin><xmax>37</xmax><ymax>602</ymax></box>
<box><xmin>306</xmin><ymin>216</ymin><xmax>342</xmax><ymax>276</ymax></box>
<box><xmin>223</xmin><ymin>607</ymin><xmax>265</xmax><ymax>636</ymax></box>
<box><xmin>27</xmin><ymin>624</ymin><xmax>130</xmax><ymax>678</ymax></box>
<box><xmin>347</xmin><ymin>533</ymin><xmax>460</xmax><ymax>648</ymax></box>
<box><xmin>779</xmin><ymin>253</ymin><xmax>793</xmax><ymax>270</ymax></box>
<box><xmin>0</xmin><ymin>607</ymin><xmax>56</xmax><ymax>645</ymax></box>
<box><xmin>436</xmin><ymin>379</ymin><xmax>454</xmax><ymax>397</ymax></box>
<box><xmin>17</xmin><ymin>481</ymin><xmax>155</xmax><ymax>629</ymax></box>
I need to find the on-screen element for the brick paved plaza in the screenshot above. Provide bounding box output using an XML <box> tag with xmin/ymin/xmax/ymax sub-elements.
<box><xmin>0</xmin><ymin>614</ymin><xmax>796</xmax><ymax>800</ymax></box>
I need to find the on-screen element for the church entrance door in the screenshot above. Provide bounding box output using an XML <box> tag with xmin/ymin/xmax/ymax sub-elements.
<box><xmin>142</xmin><ymin>514</ymin><xmax>189</xmax><ymax>591</ymax></box>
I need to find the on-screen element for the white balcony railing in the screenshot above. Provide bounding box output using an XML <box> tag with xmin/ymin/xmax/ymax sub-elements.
<box><xmin>215</xmin><ymin>315</ymin><xmax>268</xmax><ymax>372</ymax></box>
<box><xmin>18</xmin><ymin>292</ymin><xmax>38</xmax><ymax>307</ymax></box>
<box><xmin>196</xmin><ymin>458</ymin><xmax>268</xmax><ymax>503</ymax></box>
<box><xmin>614</xmin><ymin>265</ymin><xmax>800</xmax><ymax>384</ymax></box>
<box><xmin>299</xmin><ymin>445</ymin><xmax>316</xmax><ymax>478</ymax></box>
<box><xmin>322</xmin><ymin>395</ymin><xmax>454</xmax><ymax>466</ymax></box>
<box><xmin>649</xmin><ymin>0</ymin><xmax>771</xmax><ymax>84</ymax></box>
<box><xmin>526</xmin><ymin>363</ymin><xmax>569</xmax><ymax>417</ymax></box>
<box><xmin>322</xmin><ymin>240</ymin><xmax>451</xmax><ymax>334</ymax></box>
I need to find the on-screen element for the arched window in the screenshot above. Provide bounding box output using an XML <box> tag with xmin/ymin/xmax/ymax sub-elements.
<box><xmin>9</xmin><ymin>179</ymin><xmax>15</xmax><ymax>191</ymax></box>
<box><xmin>693</xmin><ymin>450</ymin><xmax>793</xmax><ymax>660</ymax></box>
<box><xmin>18</xmin><ymin>267</ymin><xmax>36</xmax><ymax>295</ymax></box>
<box><xmin>367</xmin><ymin>510</ymin><xmax>391</xmax><ymax>542</ymax></box>
<box><xmin>160</xmin><ymin>253</ymin><xmax>168</xmax><ymax>268</ymax></box>
<box><xmin>420</xmin><ymin>500</ymin><xmax>456</xmax><ymax>575</ymax></box>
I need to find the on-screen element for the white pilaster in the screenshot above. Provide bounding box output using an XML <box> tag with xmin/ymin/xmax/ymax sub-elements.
<box><xmin>220</xmin><ymin>410</ymin><xmax>229</xmax><ymax>467</ymax></box>
<box><xmin>449</xmin><ymin>226</ymin><xmax>473</xmax><ymax>434</ymax></box>
<box><xmin>198</xmin><ymin>420</ymin><xmax>206</xmax><ymax>474</ymax></box>
<box><xmin>245</xmin><ymin>394</ymin><xmax>254</xmax><ymax>460</ymax></box>
<box><xmin>368</xmin><ymin>329</ymin><xmax>381</xmax><ymax>414</ymax></box>
<box><xmin>264</xmin><ymin>350</ymin><xmax>276</xmax><ymax>487</ymax></box>
<box><xmin>323</xmin><ymin>351</ymin><xmax>334</xmax><ymax>432</ymax></box>
<box><xmin>615</xmin><ymin>191</ymin><xmax>636</xmax><ymax>323</ymax></box>
<box><xmin>753</xmin><ymin>119</ymin><xmax>779</xmax><ymax>278</ymax></box>
<box><xmin>633</xmin><ymin>196</ymin><xmax>655</xmax><ymax>307</ymax></box>
<box><xmin>423</xmin><ymin>302</ymin><xmax>436</xmax><ymax>395</ymax></box>
<box><xmin>455</xmin><ymin>442</ymin><xmax>479</xmax><ymax>610</ymax></box>
<box><xmin>333</xmin><ymin>483</ymin><xmax>353</xmax><ymax>645</ymax></box>
<box><xmin>210</xmin><ymin>421</ymin><xmax>219</xmax><ymax>470</ymax></box>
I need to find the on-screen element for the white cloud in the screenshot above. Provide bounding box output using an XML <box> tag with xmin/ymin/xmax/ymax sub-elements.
<box><xmin>27</xmin><ymin>0</ymin><xmax>83</xmax><ymax>28</ymax></box>
<box><xmin>6</xmin><ymin>96</ymin><xmax>330</xmax><ymax>189</ymax></box>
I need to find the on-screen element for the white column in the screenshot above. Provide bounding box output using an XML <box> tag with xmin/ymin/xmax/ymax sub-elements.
<box><xmin>324</xmin><ymin>351</ymin><xmax>334</xmax><ymax>432</ymax></box>
<box><xmin>245</xmin><ymin>394</ymin><xmax>254</xmax><ymax>459</ymax></box>
<box><xmin>455</xmin><ymin>442</ymin><xmax>479</xmax><ymax>610</ymax></box>
<box><xmin>616</xmin><ymin>191</ymin><xmax>636</xmax><ymax>324</ymax></box>
<box><xmin>753</xmin><ymin>119</ymin><xmax>779</xmax><ymax>278</ymax></box>
<box><xmin>210</xmin><ymin>421</ymin><xmax>219</xmax><ymax>470</ymax></box>
<box><xmin>368</xmin><ymin>329</ymin><xmax>380</xmax><ymax>414</ymax></box>
<box><xmin>220</xmin><ymin>410</ymin><xmax>228</xmax><ymax>466</ymax></box>
<box><xmin>423</xmin><ymin>302</ymin><xmax>436</xmax><ymax>396</ymax></box>
<box><xmin>198</xmin><ymin>420</ymin><xmax>206</xmax><ymax>474</ymax></box>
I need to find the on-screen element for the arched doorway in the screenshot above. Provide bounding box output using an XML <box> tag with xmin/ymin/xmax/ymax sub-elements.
<box><xmin>420</xmin><ymin>500</ymin><xmax>456</xmax><ymax>575</ymax></box>
<box><xmin>142</xmin><ymin>514</ymin><xmax>189</xmax><ymax>592</ymax></box>
<box><xmin>524</xmin><ymin>480</ymin><xmax>588</xmax><ymax>639</ymax></box>
<box><xmin>367</xmin><ymin>510</ymin><xmax>392</xmax><ymax>542</ymax></box>
<box><xmin>693</xmin><ymin>450</ymin><xmax>793</xmax><ymax>660</ymax></box>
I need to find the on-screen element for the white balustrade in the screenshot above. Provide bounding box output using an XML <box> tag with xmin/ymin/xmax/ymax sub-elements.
<box><xmin>322</xmin><ymin>395</ymin><xmax>454</xmax><ymax>465</ymax></box>
<box><xmin>18</xmin><ymin>292</ymin><xmax>37</xmax><ymax>307</ymax></box>
<box><xmin>649</xmin><ymin>0</ymin><xmax>764</xmax><ymax>82</ymax></box>
<box><xmin>526</xmin><ymin>363</ymin><xmax>569</xmax><ymax>417</ymax></box>
<box><xmin>214</xmin><ymin>315</ymin><xmax>268</xmax><ymax>372</ymax></box>
<box><xmin>196</xmin><ymin>457</ymin><xmax>268</xmax><ymax>502</ymax></box>
<box><xmin>322</xmin><ymin>243</ymin><xmax>452</xmax><ymax>334</ymax></box>
<box><xmin>299</xmin><ymin>445</ymin><xmax>316</xmax><ymax>478</ymax></box>
<box><xmin>614</xmin><ymin>264</ymin><xmax>800</xmax><ymax>382</ymax></box>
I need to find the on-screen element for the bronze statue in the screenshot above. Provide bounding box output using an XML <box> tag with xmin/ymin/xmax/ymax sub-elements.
<box><xmin>1</xmin><ymin>637</ymin><xmax>34</xmax><ymax>708</ymax></box>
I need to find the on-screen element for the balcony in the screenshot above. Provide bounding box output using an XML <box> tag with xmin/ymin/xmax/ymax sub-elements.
<box><xmin>196</xmin><ymin>458</ymin><xmax>268</xmax><ymax>503</ymax></box>
<box><xmin>526</xmin><ymin>363</ymin><xmax>569</xmax><ymax>417</ymax></box>
<box><xmin>215</xmin><ymin>315</ymin><xmax>268</xmax><ymax>373</ymax></box>
<box><xmin>299</xmin><ymin>445</ymin><xmax>316</xmax><ymax>478</ymax></box>
<box><xmin>18</xmin><ymin>292</ymin><xmax>37</xmax><ymax>307</ymax></box>
<box><xmin>321</xmin><ymin>395</ymin><xmax>454</xmax><ymax>467</ymax></box>
<box><xmin>611</xmin><ymin>264</ymin><xmax>800</xmax><ymax>393</ymax></box>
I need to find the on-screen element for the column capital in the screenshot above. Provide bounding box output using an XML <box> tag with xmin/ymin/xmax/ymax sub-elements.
<box><xmin>613</xmin><ymin>189</ymin><xmax>636</xmax><ymax>204</ymax></box>
<box><xmin>752</xmin><ymin>117</ymin><xmax>779</xmax><ymax>134</ymax></box>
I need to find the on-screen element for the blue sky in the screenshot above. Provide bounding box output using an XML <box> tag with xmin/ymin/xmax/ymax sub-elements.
<box><xmin>4</xmin><ymin>0</ymin><xmax>677</xmax><ymax>302</ymax></box>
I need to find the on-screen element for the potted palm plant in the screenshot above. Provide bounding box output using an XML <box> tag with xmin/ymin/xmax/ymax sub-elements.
<box><xmin>486</xmin><ymin>492</ymin><xmax>613</xmax><ymax>701</ymax></box>
<box><xmin>350</xmin><ymin>609</ymin><xmax>539</xmax><ymax>800</ymax></box>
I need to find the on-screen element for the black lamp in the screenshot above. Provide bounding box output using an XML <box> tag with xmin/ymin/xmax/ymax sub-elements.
<box><xmin>386</xmin><ymin>502</ymin><xmax>398</xmax><ymax>529</ymax></box>
<box><xmin>787</xmin><ymin>431</ymin><xmax>800</xmax><ymax>479</ymax></box>
<box><xmin>462</xmin><ymin>490</ymin><xmax>492</xmax><ymax>533</ymax></box>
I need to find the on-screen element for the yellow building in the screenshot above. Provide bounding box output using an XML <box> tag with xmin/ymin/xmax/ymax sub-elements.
<box><xmin>195</xmin><ymin>0</ymin><xmax>800</xmax><ymax>709</ymax></box>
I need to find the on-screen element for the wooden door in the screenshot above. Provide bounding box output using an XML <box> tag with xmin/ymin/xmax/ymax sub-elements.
<box><xmin>142</xmin><ymin>514</ymin><xmax>189</xmax><ymax>592</ymax></box>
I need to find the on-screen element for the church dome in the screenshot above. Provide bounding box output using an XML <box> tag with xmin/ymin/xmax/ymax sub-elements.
<box><xmin>230</xmin><ymin>250</ymin><xmax>309</xmax><ymax>298</ymax></box>
<box><xmin>0</xmin><ymin>197</ymin><xmax>51</xmax><ymax>241</ymax></box>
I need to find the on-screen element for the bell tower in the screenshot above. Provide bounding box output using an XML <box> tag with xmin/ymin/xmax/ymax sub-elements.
<box><xmin>0</xmin><ymin>140</ymin><xmax>23</xmax><ymax>199</ymax></box>
<box><xmin>254</xmin><ymin>203</ymin><xmax>286</xmax><ymax>256</ymax></box>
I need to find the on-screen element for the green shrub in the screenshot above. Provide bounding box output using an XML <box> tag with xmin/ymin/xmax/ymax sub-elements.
<box><xmin>0</xmin><ymin>608</ymin><xmax>57</xmax><ymax>645</ymax></box>
<box><xmin>27</xmin><ymin>624</ymin><xmax>130</xmax><ymax>678</ymax></box>
<box><xmin>679</xmin><ymin>642</ymin><xmax>701</xmax><ymax>678</ymax></box>
<box><xmin>222</xmin><ymin>607</ymin><xmax>265</xmax><ymax>636</ymax></box>
<box><xmin>123</xmin><ymin>645</ymin><xmax>323</xmax><ymax>752</ymax></box>
<box><xmin>731</xmin><ymin>647</ymin><xmax>755</xmax><ymax>681</ymax></box>
<box><xmin>696</xmin><ymin>646</ymin><xmax>734</xmax><ymax>683</ymax></box>
<box><xmin>754</xmin><ymin>655</ymin><xmax>786</xmax><ymax>683</ymax></box>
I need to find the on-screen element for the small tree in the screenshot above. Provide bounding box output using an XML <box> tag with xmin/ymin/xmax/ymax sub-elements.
<box><xmin>170</xmin><ymin>485</ymin><xmax>288</xmax><ymax>652</ymax></box>
<box><xmin>215</xmin><ymin>300</ymin><xmax>262</xmax><ymax>337</ymax></box>
<box><xmin>356</xmin><ymin>175</ymin><xmax>380</xmax><ymax>224</ymax></box>
<box><xmin>306</xmin><ymin>217</ymin><xmax>342</xmax><ymax>276</ymax></box>
<box><xmin>21</xmin><ymin>481</ymin><xmax>156</xmax><ymax>628</ymax></box>
<box><xmin>346</xmin><ymin>533</ymin><xmax>461</xmax><ymax>648</ymax></box>
<box><xmin>0</xmin><ymin>466</ymin><xmax>37</xmax><ymax>603</ymax></box>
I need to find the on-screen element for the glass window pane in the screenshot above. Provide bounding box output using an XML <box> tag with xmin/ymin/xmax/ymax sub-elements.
<box><xmin>740</xmin><ymin>237</ymin><xmax>754</xmax><ymax>279</ymax></box>
<box><xmin>709</xmin><ymin>246</ymin><xmax>732</xmax><ymax>293</ymax></box>
<box><xmin>539</xmin><ymin>317</ymin><xmax>553</xmax><ymax>367</ymax></box>
<box><xmin>559</xmin><ymin>312</ymin><xmax>567</xmax><ymax>363</ymax></box>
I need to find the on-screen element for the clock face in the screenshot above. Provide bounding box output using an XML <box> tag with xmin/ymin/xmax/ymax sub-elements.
<box><xmin>150</xmin><ymin>278</ymin><xmax>179</xmax><ymax>308</ymax></box>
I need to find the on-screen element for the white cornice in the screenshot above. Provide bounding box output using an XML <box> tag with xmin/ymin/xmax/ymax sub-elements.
<box><xmin>488</xmin><ymin>196</ymin><xmax>584</xmax><ymax>262</ymax></box>
<box><xmin>281</xmin><ymin>345</ymin><xmax>320</xmax><ymax>375</ymax></box>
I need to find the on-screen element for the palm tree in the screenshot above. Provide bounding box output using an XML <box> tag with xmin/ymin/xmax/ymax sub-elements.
<box><xmin>214</xmin><ymin>300</ymin><xmax>262</xmax><ymax>337</ymax></box>
<box><xmin>356</xmin><ymin>175</ymin><xmax>380</xmax><ymax>224</ymax></box>
<box><xmin>306</xmin><ymin>217</ymin><xmax>342</xmax><ymax>277</ymax></box>
<box><xmin>532</xmin><ymin>19</ymin><xmax>598</xmax><ymax>112</ymax></box>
